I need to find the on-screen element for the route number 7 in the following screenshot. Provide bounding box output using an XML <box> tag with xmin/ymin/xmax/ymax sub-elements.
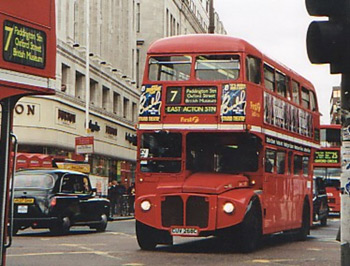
<box><xmin>4</xmin><ymin>26</ymin><xmax>14</xmax><ymax>51</ymax></box>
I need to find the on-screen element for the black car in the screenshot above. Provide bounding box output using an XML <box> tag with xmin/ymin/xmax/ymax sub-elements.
<box><xmin>12</xmin><ymin>169</ymin><xmax>110</xmax><ymax>234</ymax></box>
<box><xmin>313</xmin><ymin>176</ymin><xmax>329</xmax><ymax>226</ymax></box>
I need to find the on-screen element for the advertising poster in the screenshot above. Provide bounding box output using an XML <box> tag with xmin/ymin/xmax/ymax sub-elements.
<box><xmin>220</xmin><ymin>84</ymin><xmax>246</xmax><ymax>122</ymax></box>
<box><xmin>138</xmin><ymin>85</ymin><xmax>162</xmax><ymax>122</ymax></box>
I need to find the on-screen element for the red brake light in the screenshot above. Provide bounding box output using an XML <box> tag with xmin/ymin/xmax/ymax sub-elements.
<box><xmin>50</xmin><ymin>197</ymin><xmax>57</xmax><ymax>207</ymax></box>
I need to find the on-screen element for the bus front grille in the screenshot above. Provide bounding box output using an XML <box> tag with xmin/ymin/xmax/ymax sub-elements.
<box><xmin>161</xmin><ymin>196</ymin><xmax>183</xmax><ymax>227</ymax></box>
<box><xmin>186</xmin><ymin>196</ymin><xmax>209</xmax><ymax>228</ymax></box>
<box><xmin>161</xmin><ymin>195</ymin><xmax>209</xmax><ymax>228</ymax></box>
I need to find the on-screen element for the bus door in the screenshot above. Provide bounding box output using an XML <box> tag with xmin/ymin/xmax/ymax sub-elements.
<box><xmin>291</xmin><ymin>153</ymin><xmax>307</xmax><ymax>226</ymax></box>
<box><xmin>263</xmin><ymin>148</ymin><xmax>278</xmax><ymax>233</ymax></box>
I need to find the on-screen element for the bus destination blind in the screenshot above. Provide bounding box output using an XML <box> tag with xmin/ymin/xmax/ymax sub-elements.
<box><xmin>3</xmin><ymin>20</ymin><xmax>46</xmax><ymax>69</ymax></box>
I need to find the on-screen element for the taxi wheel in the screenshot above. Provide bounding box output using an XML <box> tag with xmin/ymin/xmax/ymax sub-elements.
<box><xmin>136</xmin><ymin>221</ymin><xmax>158</xmax><ymax>250</ymax></box>
<box><xmin>50</xmin><ymin>216</ymin><xmax>71</xmax><ymax>235</ymax></box>
<box><xmin>95</xmin><ymin>214</ymin><xmax>108</xmax><ymax>232</ymax></box>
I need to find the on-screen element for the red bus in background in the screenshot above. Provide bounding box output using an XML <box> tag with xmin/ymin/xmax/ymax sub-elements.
<box><xmin>0</xmin><ymin>1</ymin><xmax>56</xmax><ymax>264</ymax></box>
<box><xmin>135</xmin><ymin>34</ymin><xmax>320</xmax><ymax>252</ymax></box>
<box><xmin>313</xmin><ymin>124</ymin><xmax>341</xmax><ymax>214</ymax></box>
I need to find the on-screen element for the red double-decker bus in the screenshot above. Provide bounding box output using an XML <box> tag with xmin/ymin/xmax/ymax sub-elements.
<box><xmin>135</xmin><ymin>34</ymin><xmax>320</xmax><ymax>252</ymax></box>
<box><xmin>313</xmin><ymin>124</ymin><xmax>341</xmax><ymax>214</ymax></box>
<box><xmin>0</xmin><ymin>1</ymin><xmax>56</xmax><ymax>264</ymax></box>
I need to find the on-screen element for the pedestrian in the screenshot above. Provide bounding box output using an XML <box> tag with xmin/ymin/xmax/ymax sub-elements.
<box><xmin>127</xmin><ymin>182</ymin><xmax>135</xmax><ymax>215</ymax></box>
<box><xmin>108</xmin><ymin>180</ymin><xmax>118</xmax><ymax>216</ymax></box>
<box><xmin>116</xmin><ymin>182</ymin><xmax>126</xmax><ymax>215</ymax></box>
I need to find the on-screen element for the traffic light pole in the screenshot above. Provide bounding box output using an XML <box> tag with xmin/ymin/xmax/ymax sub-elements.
<box><xmin>341</xmin><ymin>73</ymin><xmax>350</xmax><ymax>266</ymax></box>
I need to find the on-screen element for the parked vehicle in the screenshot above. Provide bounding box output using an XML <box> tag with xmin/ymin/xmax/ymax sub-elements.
<box><xmin>313</xmin><ymin>177</ymin><xmax>329</xmax><ymax>226</ymax></box>
<box><xmin>13</xmin><ymin>169</ymin><xmax>110</xmax><ymax>235</ymax></box>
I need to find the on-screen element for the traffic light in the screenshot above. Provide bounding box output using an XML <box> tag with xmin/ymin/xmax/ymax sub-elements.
<box><xmin>306</xmin><ymin>0</ymin><xmax>350</xmax><ymax>73</ymax></box>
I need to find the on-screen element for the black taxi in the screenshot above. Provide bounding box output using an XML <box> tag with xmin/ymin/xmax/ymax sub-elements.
<box><xmin>313</xmin><ymin>176</ymin><xmax>329</xmax><ymax>226</ymax></box>
<box><xmin>13</xmin><ymin>169</ymin><xmax>110</xmax><ymax>234</ymax></box>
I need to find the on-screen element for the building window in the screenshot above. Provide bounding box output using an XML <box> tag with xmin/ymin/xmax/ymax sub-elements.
<box><xmin>102</xmin><ymin>86</ymin><xmax>110</xmax><ymax>111</ymax></box>
<box><xmin>90</xmin><ymin>79</ymin><xmax>98</xmax><ymax>106</ymax></box>
<box><xmin>136</xmin><ymin>3</ymin><xmax>140</xmax><ymax>33</ymax></box>
<box><xmin>132</xmin><ymin>102</ymin><xmax>137</xmax><ymax>122</ymax></box>
<box><xmin>113</xmin><ymin>92</ymin><xmax>120</xmax><ymax>115</ymax></box>
<box><xmin>123</xmin><ymin>97</ymin><xmax>129</xmax><ymax>119</ymax></box>
<box><xmin>75</xmin><ymin>71</ymin><xmax>84</xmax><ymax>99</ymax></box>
<box><xmin>61</xmin><ymin>64</ymin><xmax>70</xmax><ymax>92</ymax></box>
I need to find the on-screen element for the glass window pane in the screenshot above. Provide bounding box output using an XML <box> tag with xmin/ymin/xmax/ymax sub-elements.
<box><xmin>265</xmin><ymin>149</ymin><xmax>276</xmax><ymax>173</ymax></box>
<box><xmin>141</xmin><ymin>132</ymin><xmax>182</xmax><ymax>158</ymax></box>
<box><xmin>294</xmin><ymin>155</ymin><xmax>302</xmax><ymax>175</ymax></box>
<box><xmin>276</xmin><ymin>151</ymin><xmax>286</xmax><ymax>174</ymax></box>
<box><xmin>292</xmin><ymin>80</ymin><xmax>300</xmax><ymax>104</ymax></box>
<box><xmin>302</xmin><ymin>156</ymin><xmax>309</xmax><ymax>176</ymax></box>
<box><xmin>246</xmin><ymin>56</ymin><xmax>261</xmax><ymax>84</ymax></box>
<box><xmin>195</xmin><ymin>54</ymin><xmax>240</xmax><ymax>80</ymax></box>
<box><xmin>264</xmin><ymin>64</ymin><xmax>275</xmax><ymax>91</ymax></box>
<box><xmin>149</xmin><ymin>56</ymin><xmax>191</xmax><ymax>81</ymax></box>
<box><xmin>276</xmin><ymin>71</ymin><xmax>287</xmax><ymax>97</ymax></box>
<box><xmin>301</xmin><ymin>87</ymin><xmax>310</xmax><ymax>109</ymax></box>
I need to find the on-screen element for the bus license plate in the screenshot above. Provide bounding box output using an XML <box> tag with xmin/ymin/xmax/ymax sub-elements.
<box><xmin>171</xmin><ymin>228</ymin><xmax>198</xmax><ymax>236</ymax></box>
<box><xmin>17</xmin><ymin>205</ymin><xmax>28</xmax><ymax>214</ymax></box>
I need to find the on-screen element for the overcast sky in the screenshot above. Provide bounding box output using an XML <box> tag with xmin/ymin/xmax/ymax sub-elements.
<box><xmin>214</xmin><ymin>0</ymin><xmax>341</xmax><ymax>124</ymax></box>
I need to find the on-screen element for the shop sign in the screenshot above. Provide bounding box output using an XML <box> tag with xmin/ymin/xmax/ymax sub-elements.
<box><xmin>75</xmin><ymin>136</ymin><xmax>94</xmax><ymax>154</ymax></box>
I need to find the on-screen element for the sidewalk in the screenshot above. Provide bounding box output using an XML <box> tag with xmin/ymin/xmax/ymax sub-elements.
<box><xmin>109</xmin><ymin>214</ymin><xmax>134</xmax><ymax>221</ymax></box>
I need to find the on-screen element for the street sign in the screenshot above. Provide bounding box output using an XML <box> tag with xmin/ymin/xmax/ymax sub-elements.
<box><xmin>75</xmin><ymin>136</ymin><xmax>94</xmax><ymax>154</ymax></box>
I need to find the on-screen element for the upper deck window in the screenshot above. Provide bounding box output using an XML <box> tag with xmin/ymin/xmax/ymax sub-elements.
<box><xmin>195</xmin><ymin>55</ymin><xmax>240</xmax><ymax>80</ymax></box>
<box><xmin>301</xmin><ymin>87</ymin><xmax>310</xmax><ymax>109</ymax></box>
<box><xmin>276</xmin><ymin>71</ymin><xmax>287</xmax><ymax>97</ymax></box>
<box><xmin>148</xmin><ymin>56</ymin><xmax>191</xmax><ymax>81</ymax></box>
<box><xmin>263</xmin><ymin>64</ymin><xmax>275</xmax><ymax>91</ymax></box>
<box><xmin>246</xmin><ymin>56</ymin><xmax>261</xmax><ymax>84</ymax></box>
<box><xmin>291</xmin><ymin>80</ymin><xmax>300</xmax><ymax>104</ymax></box>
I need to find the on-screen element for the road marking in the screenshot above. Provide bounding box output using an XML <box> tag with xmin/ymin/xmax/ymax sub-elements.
<box><xmin>8</xmin><ymin>251</ymin><xmax>109</xmax><ymax>257</ymax></box>
<box><xmin>251</xmin><ymin>258</ymin><xmax>316</xmax><ymax>264</ymax></box>
<box><xmin>122</xmin><ymin>264</ymin><xmax>144</xmax><ymax>266</ymax></box>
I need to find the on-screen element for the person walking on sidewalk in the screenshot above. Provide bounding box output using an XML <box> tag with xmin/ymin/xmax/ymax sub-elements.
<box><xmin>108</xmin><ymin>180</ymin><xmax>118</xmax><ymax>216</ymax></box>
<box><xmin>127</xmin><ymin>182</ymin><xmax>135</xmax><ymax>215</ymax></box>
<box><xmin>116</xmin><ymin>182</ymin><xmax>126</xmax><ymax>215</ymax></box>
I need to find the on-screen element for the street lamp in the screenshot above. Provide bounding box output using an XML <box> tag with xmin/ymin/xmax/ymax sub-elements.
<box><xmin>85</xmin><ymin>0</ymin><xmax>90</xmax><ymax>135</ymax></box>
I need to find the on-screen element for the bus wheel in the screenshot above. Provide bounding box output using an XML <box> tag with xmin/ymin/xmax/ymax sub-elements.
<box><xmin>239</xmin><ymin>202</ymin><xmax>261</xmax><ymax>253</ymax></box>
<box><xmin>136</xmin><ymin>221</ymin><xmax>159</xmax><ymax>250</ymax></box>
<box><xmin>297</xmin><ymin>202</ymin><xmax>310</xmax><ymax>241</ymax></box>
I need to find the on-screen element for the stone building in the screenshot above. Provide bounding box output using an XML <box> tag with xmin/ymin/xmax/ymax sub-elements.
<box><xmin>13</xmin><ymin>0</ymin><xmax>226</xmax><ymax>185</ymax></box>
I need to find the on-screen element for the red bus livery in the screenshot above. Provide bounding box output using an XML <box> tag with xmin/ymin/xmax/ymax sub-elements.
<box><xmin>135</xmin><ymin>34</ymin><xmax>320</xmax><ymax>252</ymax></box>
<box><xmin>313</xmin><ymin>125</ymin><xmax>341</xmax><ymax>214</ymax></box>
<box><xmin>0</xmin><ymin>1</ymin><xmax>56</xmax><ymax>264</ymax></box>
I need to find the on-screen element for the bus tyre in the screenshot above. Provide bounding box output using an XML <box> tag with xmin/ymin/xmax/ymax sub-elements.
<box><xmin>297</xmin><ymin>202</ymin><xmax>310</xmax><ymax>241</ymax></box>
<box><xmin>136</xmin><ymin>221</ymin><xmax>158</xmax><ymax>250</ymax></box>
<box><xmin>239</xmin><ymin>202</ymin><xmax>261</xmax><ymax>253</ymax></box>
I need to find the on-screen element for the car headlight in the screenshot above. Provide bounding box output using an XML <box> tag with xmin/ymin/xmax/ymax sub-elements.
<box><xmin>140</xmin><ymin>200</ymin><xmax>151</xmax><ymax>211</ymax></box>
<box><xmin>223</xmin><ymin>202</ymin><xmax>235</xmax><ymax>214</ymax></box>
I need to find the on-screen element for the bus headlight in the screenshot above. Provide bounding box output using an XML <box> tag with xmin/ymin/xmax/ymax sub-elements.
<box><xmin>140</xmin><ymin>200</ymin><xmax>151</xmax><ymax>211</ymax></box>
<box><xmin>223</xmin><ymin>202</ymin><xmax>235</xmax><ymax>214</ymax></box>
